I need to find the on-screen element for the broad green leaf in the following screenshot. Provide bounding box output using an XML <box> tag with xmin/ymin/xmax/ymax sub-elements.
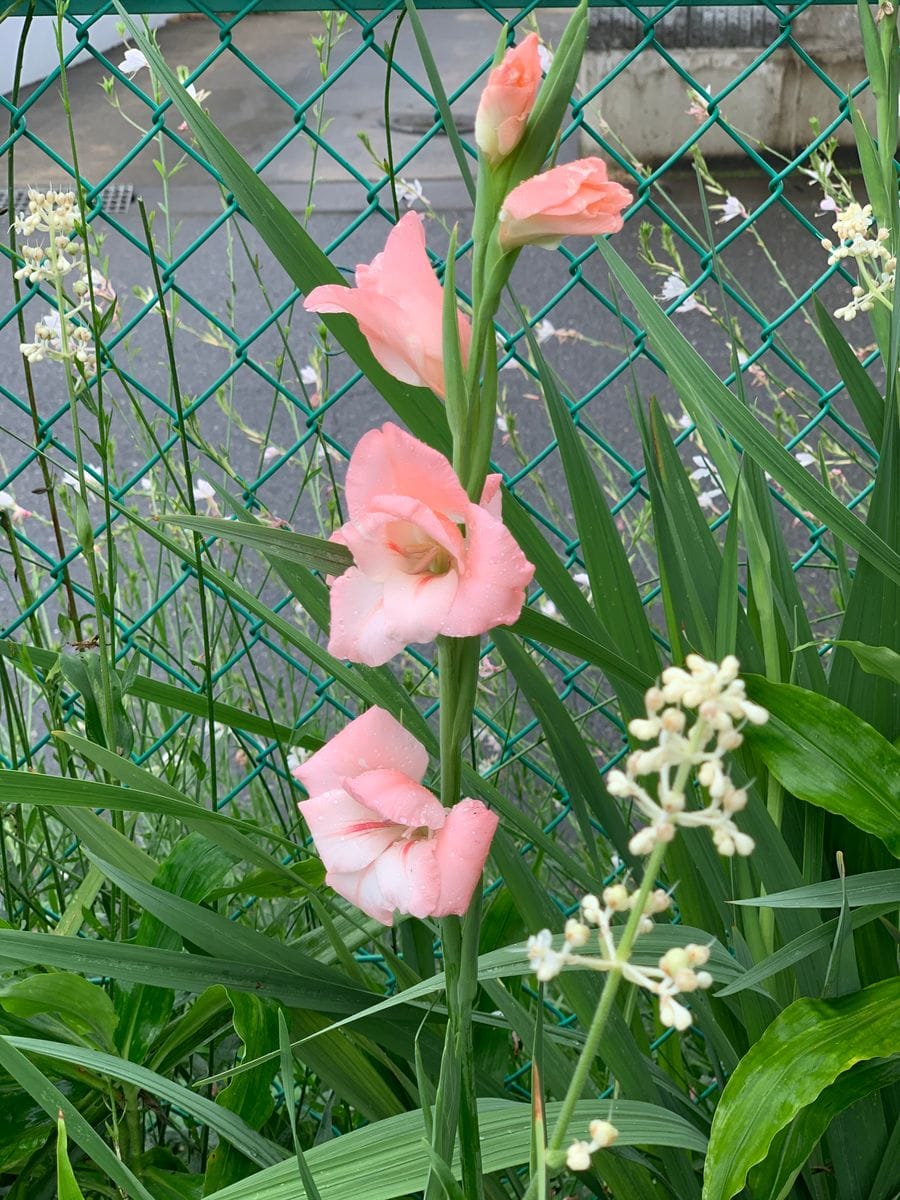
<box><xmin>833</xmin><ymin>638</ymin><xmax>900</xmax><ymax>685</ymax></box>
<box><xmin>168</xmin><ymin>515</ymin><xmax>352</xmax><ymax>577</ymax></box>
<box><xmin>86</xmin><ymin>855</ymin><xmax>379</xmax><ymax>1009</ymax></box>
<box><xmin>749</xmin><ymin>1058</ymin><xmax>900</xmax><ymax>1200</ymax></box>
<box><xmin>204</xmin><ymin>993</ymin><xmax>280</xmax><ymax>1192</ymax></box>
<box><xmin>814</xmin><ymin>298</ymin><xmax>884</xmax><ymax>447</ymax></box>
<box><xmin>732</xmin><ymin>869</ymin><xmax>900</xmax><ymax>909</ymax></box>
<box><xmin>0</xmin><ymin>1034</ymin><xmax>154</xmax><ymax>1200</ymax></box>
<box><xmin>56</xmin><ymin>1113</ymin><xmax>86</xmax><ymax>1200</ymax></box>
<box><xmin>596</xmin><ymin>238</ymin><xmax>900</xmax><ymax>589</ymax></box>
<box><xmin>702</xmin><ymin>978</ymin><xmax>900</xmax><ymax>1200</ymax></box>
<box><xmin>203</xmin><ymin>1097</ymin><xmax>707</xmax><ymax>1200</ymax></box>
<box><xmin>0</xmin><ymin>931</ymin><xmax>399</xmax><ymax>1018</ymax></box>
<box><xmin>114</xmin><ymin>834</ymin><xmax>232</xmax><ymax>1066</ymax></box>
<box><xmin>0</xmin><ymin>974</ymin><xmax>117</xmax><ymax>1052</ymax></box>
<box><xmin>743</xmin><ymin>677</ymin><xmax>900</xmax><ymax>855</ymax></box>
<box><xmin>9</xmin><ymin>1036</ymin><xmax>285</xmax><ymax>1168</ymax></box>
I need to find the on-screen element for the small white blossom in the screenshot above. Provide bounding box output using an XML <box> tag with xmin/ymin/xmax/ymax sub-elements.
<box><xmin>715</xmin><ymin>194</ymin><xmax>747</xmax><ymax>224</ymax></box>
<box><xmin>659</xmin><ymin>274</ymin><xmax>701</xmax><ymax>314</ymax></box>
<box><xmin>118</xmin><ymin>47</ymin><xmax>149</xmax><ymax>75</ymax></box>
<box><xmin>537</xmin><ymin>43</ymin><xmax>554</xmax><ymax>74</ymax></box>
<box><xmin>0</xmin><ymin>490</ymin><xmax>32</xmax><ymax>523</ymax></box>
<box><xmin>395</xmin><ymin>178</ymin><xmax>429</xmax><ymax>208</ymax></box>
<box><xmin>535</xmin><ymin>318</ymin><xmax>555</xmax><ymax>343</ymax></box>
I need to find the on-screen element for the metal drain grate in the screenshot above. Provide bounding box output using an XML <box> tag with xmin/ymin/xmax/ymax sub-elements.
<box><xmin>0</xmin><ymin>183</ymin><xmax>134</xmax><ymax>215</ymax></box>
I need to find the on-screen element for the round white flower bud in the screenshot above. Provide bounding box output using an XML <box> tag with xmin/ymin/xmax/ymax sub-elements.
<box><xmin>566</xmin><ymin>1141</ymin><xmax>593</xmax><ymax>1172</ymax></box>
<box><xmin>588</xmin><ymin>1119</ymin><xmax>619</xmax><ymax>1149</ymax></box>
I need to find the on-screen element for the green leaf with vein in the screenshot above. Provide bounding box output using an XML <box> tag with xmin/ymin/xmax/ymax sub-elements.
<box><xmin>0</xmin><ymin>930</ymin><xmax>404</xmax><ymax>1018</ymax></box>
<box><xmin>195</xmin><ymin>926</ymin><xmax>743</xmax><ymax>1086</ymax></box>
<box><xmin>833</xmin><ymin>638</ymin><xmax>900</xmax><ymax>685</ymax></box>
<box><xmin>732</xmin><ymin>869</ymin><xmax>900</xmax><ymax>909</ymax></box>
<box><xmin>701</xmin><ymin>978</ymin><xmax>900</xmax><ymax>1200</ymax></box>
<box><xmin>814</xmin><ymin>297</ymin><xmax>884</xmax><ymax>447</ymax></box>
<box><xmin>168</xmin><ymin>515</ymin><xmax>352</xmax><ymax>576</ymax></box>
<box><xmin>203</xmin><ymin>1097</ymin><xmax>707</xmax><ymax>1200</ymax></box>
<box><xmin>597</xmin><ymin>237</ymin><xmax>900</xmax><ymax>587</ymax></box>
<box><xmin>742</xmin><ymin>676</ymin><xmax>900</xmax><ymax>856</ymax></box>
<box><xmin>529</xmin><ymin>320</ymin><xmax>658</xmax><ymax>712</ymax></box>
<box><xmin>749</xmin><ymin>1057</ymin><xmax>900</xmax><ymax>1200</ymax></box>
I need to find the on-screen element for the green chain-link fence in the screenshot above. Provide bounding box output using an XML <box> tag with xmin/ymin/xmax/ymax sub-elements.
<box><xmin>0</xmin><ymin>2</ymin><xmax>876</xmax><ymax>1086</ymax></box>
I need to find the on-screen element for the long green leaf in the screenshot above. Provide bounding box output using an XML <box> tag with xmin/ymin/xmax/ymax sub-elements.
<box><xmin>169</xmin><ymin>516</ymin><xmax>353</xmax><ymax>576</ymax></box>
<box><xmin>0</xmin><ymin>1035</ymin><xmax>154</xmax><ymax>1200</ymax></box>
<box><xmin>596</xmin><ymin>238</ymin><xmax>900</xmax><ymax>587</ymax></box>
<box><xmin>702</xmin><ymin>978</ymin><xmax>900</xmax><ymax>1200</ymax></box>
<box><xmin>714</xmin><ymin>903</ymin><xmax>896</xmax><ymax>998</ymax></box>
<box><xmin>743</xmin><ymin>677</ymin><xmax>900</xmax><ymax>856</ymax></box>
<box><xmin>10</xmin><ymin>1037</ymin><xmax>285</xmax><ymax>1167</ymax></box>
<box><xmin>814</xmin><ymin>297</ymin><xmax>884</xmax><ymax>447</ymax></box>
<box><xmin>203</xmin><ymin>1097</ymin><xmax>707</xmax><ymax>1200</ymax></box>
<box><xmin>732</xmin><ymin>869</ymin><xmax>900</xmax><ymax>909</ymax></box>
<box><xmin>0</xmin><ymin>638</ymin><xmax>297</xmax><ymax>742</ymax></box>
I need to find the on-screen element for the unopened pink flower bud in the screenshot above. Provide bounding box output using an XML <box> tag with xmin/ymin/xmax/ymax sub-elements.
<box><xmin>475</xmin><ymin>33</ymin><xmax>543</xmax><ymax>164</ymax></box>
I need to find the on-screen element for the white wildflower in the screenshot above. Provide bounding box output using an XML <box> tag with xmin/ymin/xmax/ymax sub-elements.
<box><xmin>715</xmin><ymin>194</ymin><xmax>747</xmax><ymax>224</ymax></box>
<box><xmin>395</xmin><ymin>178</ymin><xmax>428</xmax><ymax>208</ymax></box>
<box><xmin>118</xmin><ymin>47</ymin><xmax>149</xmax><ymax>76</ymax></box>
<box><xmin>659</xmin><ymin>274</ymin><xmax>701</xmax><ymax>314</ymax></box>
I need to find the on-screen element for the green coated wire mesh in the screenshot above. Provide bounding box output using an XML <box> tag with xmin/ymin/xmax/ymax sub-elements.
<box><xmin>0</xmin><ymin>0</ymin><xmax>880</xmax><ymax>1097</ymax></box>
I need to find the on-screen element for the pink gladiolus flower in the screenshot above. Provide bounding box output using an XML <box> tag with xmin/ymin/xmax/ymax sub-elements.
<box><xmin>475</xmin><ymin>32</ymin><xmax>543</xmax><ymax>164</ymax></box>
<box><xmin>303</xmin><ymin>213</ymin><xmax>471</xmax><ymax>399</ymax></box>
<box><xmin>498</xmin><ymin>158</ymin><xmax>632</xmax><ymax>250</ymax></box>
<box><xmin>327</xmin><ymin>422</ymin><xmax>535</xmax><ymax>666</ymax></box>
<box><xmin>294</xmin><ymin>708</ymin><xmax>499</xmax><ymax>925</ymax></box>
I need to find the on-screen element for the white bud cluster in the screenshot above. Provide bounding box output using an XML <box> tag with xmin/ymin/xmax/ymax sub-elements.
<box><xmin>528</xmin><ymin>886</ymin><xmax>712</xmax><ymax>1028</ymax></box>
<box><xmin>565</xmin><ymin>1119</ymin><xmax>619</xmax><ymax>1172</ymax></box>
<box><xmin>606</xmin><ymin>655</ymin><xmax>765</xmax><ymax>858</ymax></box>
<box><xmin>820</xmin><ymin>204</ymin><xmax>895</xmax><ymax>322</ymax></box>
<box><xmin>14</xmin><ymin>189</ymin><xmax>106</xmax><ymax>376</ymax></box>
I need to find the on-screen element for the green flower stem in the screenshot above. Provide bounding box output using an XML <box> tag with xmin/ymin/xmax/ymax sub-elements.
<box><xmin>542</xmin><ymin>838</ymin><xmax>669</xmax><ymax>1169</ymax></box>
<box><xmin>427</xmin><ymin>635</ymin><xmax>484</xmax><ymax>1200</ymax></box>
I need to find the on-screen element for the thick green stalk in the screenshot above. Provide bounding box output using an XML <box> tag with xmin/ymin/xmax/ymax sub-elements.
<box><xmin>426</xmin><ymin>635</ymin><xmax>484</xmax><ymax>1200</ymax></box>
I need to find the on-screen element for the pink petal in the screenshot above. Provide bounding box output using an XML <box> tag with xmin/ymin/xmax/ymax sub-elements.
<box><xmin>440</xmin><ymin>502</ymin><xmax>534</xmax><ymax>636</ymax></box>
<box><xmin>293</xmin><ymin>707</ymin><xmax>429</xmax><ymax>796</ymax></box>
<box><xmin>298</xmin><ymin>788</ymin><xmax>400</xmax><ymax>872</ymax></box>
<box><xmin>345</xmin><ymin>423</ymin><xmax>469</xmax><ymax>524</ymax></box>
<box><xmin>329</xmin><ymin>837</ymin><xmax>440</xmax><ymax>925</ymax></box>
<box><xmin>382</xmin><ymin>567</ymin><xmax>459</xmax><ymax>646</ymax></box>
<box><xmin>479</xmin><ymin>473</ymin><xmax>503</xmax><ymax>518</ymax></box>
<box><xmin>344</xmin><ymin>768</ymin><xmax>445</xmax><ymax>830</ymax></box>
<box><xmin>431</xmin><ymin>799</ymin><xmax>499</xmax><ymax>917</ymax></box>
<box><xmin>327</xmin><ymin>567</ymin><xmax>406</xmax><ymax>667</ymax></box>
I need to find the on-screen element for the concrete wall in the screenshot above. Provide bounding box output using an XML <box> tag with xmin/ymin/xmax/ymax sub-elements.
<box><xmin>581</xmin><ymin>6</ymin><xmax>866</xmax><ymax>162</ymax></box>
<box><xmin>1</xmin><ymin>16</ymin><xmax>166</xmax><ymax>97</ymax></box>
